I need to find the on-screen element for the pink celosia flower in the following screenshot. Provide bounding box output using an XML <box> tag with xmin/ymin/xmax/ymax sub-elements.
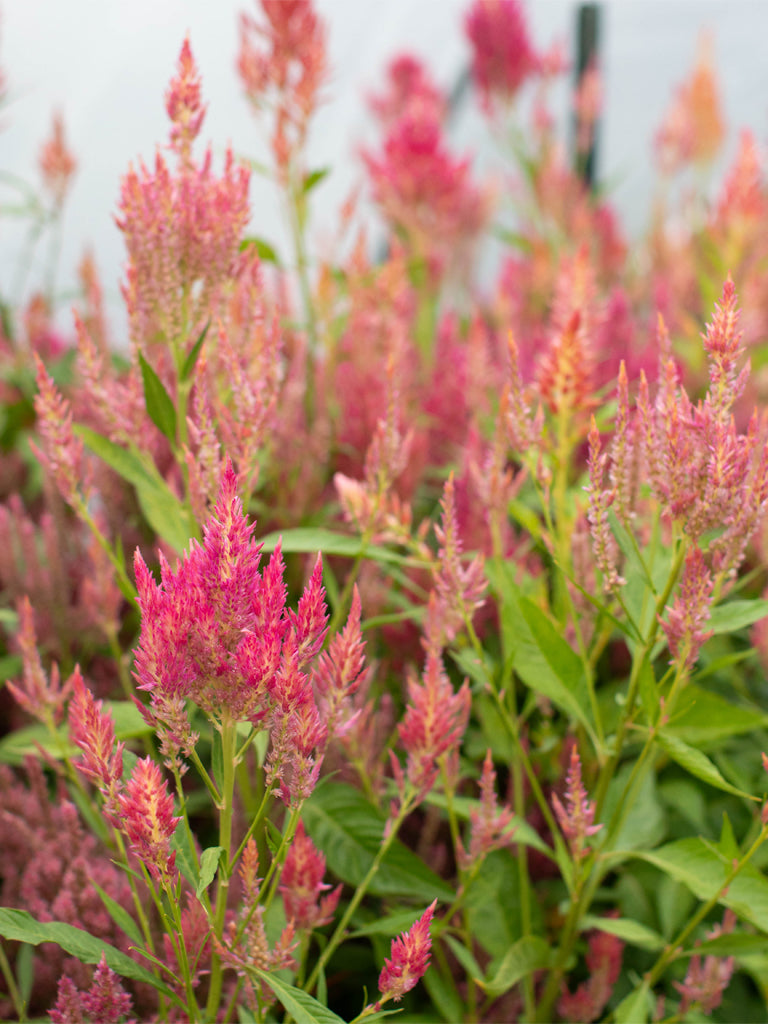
<box><xmin>552</xmin><ymin>745</ymin><xmax>602</xmax><ymax>862</ymax></box>
<box><xmin>118</xmin><ymin>757</ymin><xmax>179</xmax><ymax>885</ymax></box>
<box><xmin>50</xmin><ymin>954</ymin><xmax>136</xmax><ymax>1024</ymax></box>
<box><xmin>586</xmin><ymin>416</ymin><xmax>624</xmax><ymax>593</ymax></box>
<box><xmin>674</xmin><ymin>909</ymin><xmax>736</xmax><ymax>1015</ymax></box>
<box><xmin>397</xmin><ymin>650</ymin><xmax>471</xmax><ymax>803</ymax></box>
<box><xmin>557</xmin><ymin>914</ymin><xmax>624</xmax><ymax>1023</ymax></box>
<box><xmin>116</xmin><ymin>40</ymin><xmax>250</xmax><ymax>346</ymax></box>
<box><xmin>465</xmin><ymin>0</ymin><xmax>539</xmax><ymax>108</ymax></box>
<box><xmin>655</xmin><ymin>31</ymin><xmax>724</xmax><ymax>175</ymax></box>
<box><xmin>659</xmin><ymin>545</ymin><xmax>714</xmax><ymax>672</ymax></box>
<box><xmin>369</xmin><ymin>54</ymin><xmax>445</xmax><ymax>127</ymax></box>
<box><xmin>7</xmin><ymin>596</ymin><xmax>74</xmax><ymax>726</ymax></box>
<box><xmin>425</xmin><ymin>473</ymin><xmax>487</xmax><ymax>652</ymax></box>
<box><xmin>457</xmin><ymin>750</ymin><xmax>515</xmax><ymax>870</ymax></box>
<box><xmin>39</xmin><ymin>111</ymin><xmax>76</xmax><ymax>206</ymax></box>
<box><xmin>375</xmin><ymin>900</ymin><xmax>437</xmax><ymax>1006</ymax></box>
<box><xmin>237</xmin><ymin>0</ymin><xmax>327</xmax><ymax>179</ymax></box>
<box><xmin>68</xmin><ymin>668</ymin><xmax>124</xmax><ymax>823</ymax></box>
<box><xmin>31</xmin><ymin>354</ymin><xmax>89</xmax><ymax>509</ymax></box>
<box><xmin>278</xmin><ymin>821</ymin><xmax>341</xmax><ymax>930</ymax></box>
<box><xmin>312</xmin><ymin>585</ymin><xmax>370</xmax><ymax>741</ymax></box>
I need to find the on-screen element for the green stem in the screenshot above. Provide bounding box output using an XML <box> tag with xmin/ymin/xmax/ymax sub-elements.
<box><xmin>206</xmin><ymin>720</ymin><xmax>238</xmax><ymax>1020</ymax></box>
<box><xmin>0</xmin><ymin>942</ymin><xmax>24</xmax><ymax>1021</ymax></box>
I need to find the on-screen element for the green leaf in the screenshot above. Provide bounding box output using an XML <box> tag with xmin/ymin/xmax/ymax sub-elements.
<box><xmin>0</xmin><ymin>909</ymin><xmax>171</xmax><ymax>996</ymax></box>
<box><xmin>350</xmin><ymin>909</ymin><xmax>429</xmax><ymax>938</ymax></box>
<box><xmin>171</xmin><ymin>823</ymin><xmax>199</xmax><ymax>890</ymax></box>
<box><xmin>614</xmin><ymin>983</ymin><xmax>651</xmax><ymax>1024</ymax></box>
<box><xmin>0</xmin><ymin>608</ymin><xmax>18</xmax><ymax>629</ymax></box>
<box><xmin>181</xmin><ymin>320</ymin><xmax>210</xmax><ymax>382</ymax></box>
<box><xmin>75</xmin><ymin>425</ymin><xmax>194</xmax><ymax>553</ymax></box>
<box><xmin>636</xmin><ymin>838</ymin><xmax>768</xmax><ymax>933</ymax></box>
<box><xmin>92</xmin><ymin>882</ymin><xmax>144</xmax><ymax>948</ymax></box>
<box><xmin>138</xmin><ymin>351</ymin><xmax>177</xmax><ymax>443</ymax></box>
<box><xmin>423</xmin><ymin>791</ymin><xmax>554</xmax><ymax>858</ymax></box>
<box><xmin>16</xmin><ymin>941</ymin><xmax>33</xmax><ymax>1009</ymax></box>
<box><xmin>478</xmin><ymin>936</ymin><xmax>553</xmax><ymax>997</ymax></box>
<box><xmin>443</xmin><ymin>934</ymin><xmax>486</xmax><ymax>983</ymax></box>
<box><xmin>197</xmin><ymin>846</ymin><xmax>224</xmax><ymax>898</ymax></box>
<box><xmin>240</xmin><ymin>236</ymin><xmax>281</xmax><ymax>265</ymax></box>
<box><xmin>708</xmin><ymin>598</ymin><xmax>768</xmax><ymax>634</ymax></box>
<box><xmin>656</xmin><ymin>730</ymin><xmax>757</xmax><ymax>799</ymax></box>
<box><xmin>303</xmin><ymin>167</ymin><xmax>330</xmax><ymax>195</ymax></box>
<box><xmin>259</xmin><ymin>528</ymin><xmax>408</xmax><ymax>566</ymax></box>
<box><xmin>302</xmin><ymin>783</ymin><xmax>453</xmax><ymax>901</ymax></box>
<box><xmin>676</xmin><ymin>933</ymin><xmax>768</xmax><ymax>958</ymax></box>
<box><xmin>254</xmin><ymin>970</ymin><xmax>345</xmax><ymax>1024</ymax></box>
<box><xmin>665</xmin><ymin>685</ymin><xmax>768</xmax><ymax>746</ymax></box>
<box><xmin>579</xmin><ymin>915</ymin><xmax>665</xmax><ymax>952</ymax></box>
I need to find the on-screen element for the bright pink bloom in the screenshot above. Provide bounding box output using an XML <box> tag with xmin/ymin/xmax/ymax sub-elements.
<box><xmin>116</xmin><ymin>40</ymin><xmax>250</xmax><ymax>345</ymax></box>
<box><xmin>68</xmin><ymin>669</ymin><xmax>124</xmax><ymax>822</ymax></box>
<box><xmin>659</xmin><ymin>545</ymin><xmax>714</xmax><ymax>672</ymax></box>
<box><xmin>50</xmin><ymin>954</ymin><xmax>135</xmax><ymax>1024</ymax></box>
<box><xmin>39</xmin><ymin>111</ymin><xmax>76</xmax><ymax>206</ymax></box>
<box><xmin>465</xmin><ymin>0</ymin><xmax>539</xmax><ymax>107</ymax></box>
<box><xmin>552</xmin><ymin>745</ymin><xmax>602</xmax><ymax>862</ymax></box>
<box><xmin>7</xmin><ymin>597</ymin><xmax>73</xmax><ymax>726</ymax></box>
<box><xmin>312</xmin><ymin>585</ymin><xmax>370</xmax><ymax>740</ymax></box>
<box><xmin>586</xmin><ymin>416</ymin><xmax>624</xmax><ymax>592</ymax></box>
<box><xmin>376</xmin><ymin>900</ymin><xmax>437</xmax><ymax>1006</ymax></box>
<box><xmin>457</xmin><ymin>750</ymin><xmax>515</xmax><ymax>870</ymax></box>
<box><xmin>31</xmin><ymin>354</ymin><xmax>88</xmax><ymax>509</ymax></box>
<box><xmin>118</xmin><ymin>757</ymin><xmax>179</xmax><ymax>884</ymax></box>
<box><xmin>397</xmin><ymin>650</ymin><xmax>471</xmax><ymax>802</ymax></box>
<box><xmin>369</xmin><ymin>54</ymin><xmax>445</xmax><ymax>127</ymax></box>
<box><xmin>279</xmin><ymin>821</ymin><xmax>341</xmax><ymax>930</ymax></box>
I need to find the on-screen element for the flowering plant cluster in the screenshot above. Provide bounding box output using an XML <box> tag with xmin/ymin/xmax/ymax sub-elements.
<box><xmin>3</xmin><ymin>1</ymin><xmax>768</xmax><ymax>1021</ymax></box>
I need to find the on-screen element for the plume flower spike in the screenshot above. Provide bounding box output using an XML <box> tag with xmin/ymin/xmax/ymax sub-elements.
<box><xmin>8</xmin><ymin>596</ymin><xmax>74</xmax><ymax>726</ymax></box>
<box><xmin>659</xmin><ymin>545</ymin><xmax>714</xmax><ymax>672</ymax></box>
<box><xmin>552</xmin><ymin>745</ymin><xmax>602</xmax><ymax>862</ymax></box>
<box><xmin>586</xmin><ymin>415</ymin><xmax>624</xmax><ymax>592</ymax></box>
<box><xmin>118</xmin><ymin>757</ymin><xmax>180</xmax><ymax>885</ymax></box>
<box><xmin>374</xmin><ymin>900</ymin><xmax>437</xmax><ymax>1007</ymax></box>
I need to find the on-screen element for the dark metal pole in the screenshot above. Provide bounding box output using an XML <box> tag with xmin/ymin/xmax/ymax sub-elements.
<box><xmin>574</xmin><ymin>3</ymin><xmax>601</xmax><ymax>190</ymax></box>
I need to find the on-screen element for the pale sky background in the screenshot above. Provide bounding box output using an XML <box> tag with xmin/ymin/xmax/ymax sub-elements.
<box><xmin>2</xmin><ymin>1</ymin><xmax>768</xmax><ymax>342</ymax></box>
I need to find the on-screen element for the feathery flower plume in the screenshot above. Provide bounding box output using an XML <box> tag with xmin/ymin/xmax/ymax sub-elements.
<box><xmin>586</xmin><ymin>416</ymin><xmax>624</xmax><ymax>592</ymax></box>
<box><xmin>279</xmin><ymin>821</ymin><xmax>341</xmax><ymax>930</ymax></box>
<box><xmin>68</xmin><ymin>669</ymin><xmax>124</xmax><ymax>823</ymax></box>
<box><xmin>50</xmin><ymin>954</ymin><xmax>136</xmax><ymax>1024</ymax></box>
<box><xmin>374</xmin><ymin>900</ymin><xmax>437</xmax><ymax>1007</ymax></box>
<box><xmin>369</xmin><ymin>54</ymin><xmax>445</xmax><ymax>127</ymax></box>
<box><xmin>465</xmin><ymin>0</ymin><xmax>539</xmax><ymax>109</ymax></box>
<box><xmin>7</xmin><ymin>597</ymin><xmax>73</xmax><ymax>726</ymax></box>
<box><xmin>608</xmin><ymin>360</ymin><xmax>636</xmax><ymax>526</ymax></box>
<box><xmin>312</xmin><ymin>585</ymin><xmax>370</xmax><ymax>741</ymax></box>
<box><xmin>702</xmin><ymin>275</ymin><xmax>748</xmax><ymax>418</ymax></box>
<box><xmin>552</xmin><ymin>745</ymin><xmax>602</xmax><ymax>862</ymax></box>
<box><xmin>457</xmin><ymin>750</ymin><xmax>515</xmax><ymax>870</ymax></box>
<box><xmin>426</xmin><ymin>473</ymin><xmax>487</xmax><ymax>651</ymax></box>
<box><xmin>31</xmin><ymin>354</ymin><xmax>88</xmax><ymax>509</ymax></box>
<box><xmin>117</xmin><ymin>40</ymin><xmax>250</xmax><ymax>345</ymax></box>
<box><xmin>39</xmin><ymin>111</ymin><xmax>76</xmax><ymax>206</ymax></box>
<box><xmin>655</xmin><ymin>31</ymin><xmax>724</xmax><ymax>174</ymax></box>
<box><xmin>397</xmin><ymin>650</ymin><xmax>471</xmax><ymax>804</ymax></box>
<box><xmin>118</xmin><ymin>757</ymin><xmax>180</xmax><ymax>885</ymax></box>
<box><xmin>659</xmin><ymin>545</ymin><xmax>714</xmax><ymax>672</ymax></box>
<box><xmin>674</xmin><ymin>909</ymin><xmax>736</xmax><ymax>1015</ymax></box>
<box><xmin>557</xmin><ymin>915</ymin><xmax>624</xmax><ymax>1024</ymax></box>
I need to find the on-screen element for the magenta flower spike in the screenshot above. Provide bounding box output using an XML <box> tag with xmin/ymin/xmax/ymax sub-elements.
<box><xmin>278</xmin><ymin>821</ymin><xmax>341</xmax><ymax>930</ymax></box>
<box><xmin>659</xmin><ymin>545</ymin><xmax>714</xmax><ymax>672</ymax></box>
<box><xmin>8</xmin><ymin>596</ymin><xmax>74</xmax><ymax>727</ymax></box>
<box><xmin>119</xmin><ymin>757</ymin><xmax>180</xmax><ymax>885</ymax></box>
<box><xmin>465</xmin><ymin>0</ymin><xmax>539</xmax><ymax>109</ymax></box>
<box><xmin>50</xmin><ymin>954</ymin><xmax>136</xmax><ymax>1024</ymax></box>
<box><xmin>457</xmin><ymin>749</ymin><xmax>516</xmax><ymax>870</ymax></box>
<box><xmin>375</xmin><ymin>900</ymin><xmax>437</xmax><ymax>1007</ymax></box>
<box><xmin>313</xmin><ymin>584</ymin><xmax>369</xmax><ymax>741</ymax></box>
<box><xmin>552</xmin><ymin>745</ymin><xmax>602</xmax><ymax>862</ymax></box>
<box><xmin>68</xmin><ymin>669</ymin><xmax>124</xmax><ymax>823</ymax></box>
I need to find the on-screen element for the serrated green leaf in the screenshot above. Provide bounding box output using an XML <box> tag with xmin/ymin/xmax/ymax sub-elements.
<box><xmin>0</xmin><ymin>909</ymin><xmax>171</xmax><ymax>996</ymax></box>
<box><xmin>259</xmin><ymin>528</ymin><xmax>407</xmax><ymax>565</ymax></box>
<box><xmin>138</xmin><ymin>351</ymin><xmax>177</xmax><ymax>442</ymax></box>
<box><xmin>92</xmin><ymin>882</ymin><xmax>144</xmax><ymax>947</ymax></box>
<box><xmin>181</xmin><ymin>320</ymin><xmax>210</xmax><ymax>382</ymax></box>
<box><xmin>239</xmin><ymin>236</ymin><xmax>280</xmax><ymax>265</ymax></box>
<box><xmin>580</xmin><ymin>914</ymin><xmax>664</xmax><ymax>951</ymax></box>
<box><xmin>302</xmin><ymin>783</ymin><xmax>453</xmax><ymax>901</ymax></box>
<box><xmin>708</xmin><ymin>599</ymin><xmax>768</xmax><ymax>634</ymax></box>
<box><xmin>479</xmin><ymin>936</ymin><xmax>553</xmax><ymax>997</ymax></box>
<box><xmin>255</xmin><ymin>970</ymin><xmax>345</xmax><ymax>1024</ymax></box>
<box><xmin>197</xmin><ymin>846</ymin><xmax>224</xmax><ymax>897</ymax></box>
<box><xmin>656</xmin><ymin>730</ymin><xmax>757</xmax><ymax>799</ymax></box>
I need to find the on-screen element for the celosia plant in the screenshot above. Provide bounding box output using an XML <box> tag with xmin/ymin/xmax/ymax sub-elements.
<box><xmin>4</xmin><ymin>2</ymin><xmax>768</xmax><ymax>1022</ymax></box>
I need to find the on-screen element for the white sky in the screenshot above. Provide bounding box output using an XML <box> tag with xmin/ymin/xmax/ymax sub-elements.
<box><xmin>2</xmin><ymin>1</ymin><xmax>768</xmax><ymax>340</ymax></box>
